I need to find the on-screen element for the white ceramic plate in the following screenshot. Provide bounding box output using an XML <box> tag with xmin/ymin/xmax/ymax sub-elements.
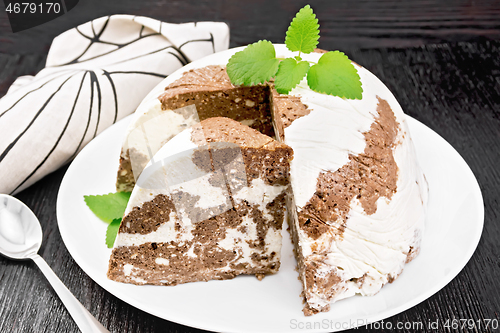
<box><xmin>57</xmin><ymin>114</ymin><xmax>484</xmax><ymax>333</ymax></box>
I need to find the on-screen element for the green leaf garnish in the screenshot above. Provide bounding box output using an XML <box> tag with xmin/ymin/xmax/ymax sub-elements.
<box><xmin>84</xmin><ymin>192</ymin><xmax>130</xmax><ymax>248</ymax></box>
<box><xmin>226</xmin><ymin>4</ymin><xmax>363</xmax><ymax>100</ymax></box>
<box><xmin>275</xmin><ymin>58</ymin><xmax>310</xmax><ymax>94</ymax></box>
<box><xmin>106</xmin><ymin>218</ymin><xmax>122</xmax><ymax>248</ymax></box>
<box><xmin>308</xmin><ymin>51</ymin><xmax>363</xmax><ymax>99</ymax></box>
<box><xmin>226</xmin><ymin>40</ymin><xmax>280</xmax><ymax>86</ymax></box>
<box><xmin>84</xmin><ymin>192</ymin><xmax>130</xmax><ymax>223</ymax></box>
<box><xmin>285</xmin><ymin>4</ymin><xmax>320</xmax><ymax>54</ymax></box>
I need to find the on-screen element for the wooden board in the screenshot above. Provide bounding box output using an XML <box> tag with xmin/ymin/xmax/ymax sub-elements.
<box><xmin>0</xmin><ymin>1</ymin><xmax>499</xmax><ymax>332</ymax></box>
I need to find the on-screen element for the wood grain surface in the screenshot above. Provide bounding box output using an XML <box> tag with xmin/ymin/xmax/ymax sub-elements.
<box><xmin>1</xmin><ymin>1</ymin><xmax>499</xmax><ymax>332</ymax></box>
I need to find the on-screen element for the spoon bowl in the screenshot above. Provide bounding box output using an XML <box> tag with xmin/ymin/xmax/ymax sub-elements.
<box><xmin>0</xmin><ymin>194</ymin><xmax>42</xmax><ymax>260</ymax></box>
<box><xmin>0</xmin><ymin>194</ymin><xmax>109</xmax><ymax>333</ymax></box>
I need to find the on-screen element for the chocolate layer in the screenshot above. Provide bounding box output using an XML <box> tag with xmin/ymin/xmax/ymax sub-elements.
<box><xmin>271</xmin><ymin>90</ymin><xmax>311</xmax><ymax>140</ymax></box>
<box><xmin>108</xmin><ymin>192</ymin><xmax>285</xmax><ymax>285</ymax></box>
<box><xmin>160</xmin><ymin>66</ymin><xmax>275</xmax><ymax>137</ymax></box>
<box><xmin>116</xmin><ymin>153</ymin><xmax>135</xmax><ymax>192</ymax></box>
<box><xmin>192</xmin><ymin>118</ymin><xmax>293</xmax><ymax>187</ymax></box>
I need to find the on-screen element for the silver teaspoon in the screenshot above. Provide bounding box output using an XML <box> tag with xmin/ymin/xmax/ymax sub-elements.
<box><xmin>0</xmin><ymin>194</ymin><xmax>109</xmax><ymax>333</ymax></box>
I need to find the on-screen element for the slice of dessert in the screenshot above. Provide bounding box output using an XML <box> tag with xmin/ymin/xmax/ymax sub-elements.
<box><xmin>108</xmin><ymin>117</ymin><xmax>293</xmax><ymax>285</ymax></box>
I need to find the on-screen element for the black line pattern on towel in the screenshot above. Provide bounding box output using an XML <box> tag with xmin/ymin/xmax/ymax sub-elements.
<box><xmin>87</xmin><ymin>70</ymin><xmax>96</xmax><ymax>140</ymax></box>
<box><xmin>65</xmin><ymin>71</ymin><xmax>94</xmax><ymax>164</ymax></box>
<box><xmin>0</xmin><ymin>69</ymin><xmax>77</xmax><ymax>119</ymax></box>
<box><xmin>11</xmin><ymin>72</ymin><xmax>89</xmax><ymax>193</ymax></box>
<box><xmin>56</xmin><ymin>17</ymin><xmax>165</xmax><ymax>66</ymax></box>
<box><xmin>77</xmin><ymin>15</ymin><xmax>110</xmax><ymax>41</ymax></box>
<box><xmin>134</xmin><ymin>16</ymin><xmax>162</xmax><ymax>37</ymax></box>
<box><xmin>102</xmin><ymin>46</ymin><xmax>188</xmax><ymax>67</ymax></box>
<box><xmin>0</xmin><ymin>74</ymin><xmax>76</xmax><ymax>164</ymax></box>
<box><xmin>101</xmin><ymin>70</ymin><xmax>118</xmax><ymax>123</ymax></box>
<box><xmin>166</xmin><ymin>51</ymin><xmax>188</xmax><ymax>67</ymax></box>
<box><xmin>172</xmin><ymin>43</ymin><xmax>190</xmax><ymax>65</ymax></box>
<box><xmin>72</xmin><ymin>43</ymin><xmax>180</xmax><ymax>68</ymax></box>
<box><xmin>53</xmin><ymin>16</ymin><xmax>198</xmax><ymax>68</ymax></box>
<box><xmin>89</xmin><ymin>71</ymin><xmax>102</xmax><ymax>138</ymax></box>
<box><xmin>179</xmin><ymin>32</ymin><xmax>216</xmax><ymax>53</ymax></box>
<box><xmin>61</xmin><ymin>17</ymin><xmax>112</xmax><ymax>66</ymax></box>
<box><xmin>90</xmin><ymin>19</ymin><xmax>96</xmax><ymax>38</ymax></box>
<box><xmin>106</xmin><ymin>71</ymin><xmax>168</xmax><ymax>78</ymax></box>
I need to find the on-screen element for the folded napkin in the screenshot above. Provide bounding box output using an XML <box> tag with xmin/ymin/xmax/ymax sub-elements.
<box><xmin>0</xmin><ymin>15</ymin><xmax>229</xmax><ymax>194</ymax></box>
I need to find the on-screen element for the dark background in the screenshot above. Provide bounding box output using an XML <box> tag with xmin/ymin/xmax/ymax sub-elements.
<box><xmin>1</xmin><ymin>1</ymin><xmax>500</xmax><ymax>332</ymax></box>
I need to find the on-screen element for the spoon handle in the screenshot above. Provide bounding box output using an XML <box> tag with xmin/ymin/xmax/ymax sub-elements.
<box><xmin>31</xmin><ymin>254</ymin><xmax>110</xmax><ymax>333</ymax></box>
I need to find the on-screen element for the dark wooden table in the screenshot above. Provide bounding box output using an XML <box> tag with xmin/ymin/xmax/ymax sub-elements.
<box><xmin>1</xmin><ymin>1</ymin><xmax>499</xmax><ymax>332</ymax></box>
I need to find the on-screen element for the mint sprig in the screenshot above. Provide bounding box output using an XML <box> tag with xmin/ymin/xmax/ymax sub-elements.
<box><xmin>84</xmin><ymin>192</ymin><xmax>131</xmax><ymax>248</ymax></box>
<box><xmin>227</xmin><ymin>5</ymin><xmax>363</xmax><ymax>99</ymax></box>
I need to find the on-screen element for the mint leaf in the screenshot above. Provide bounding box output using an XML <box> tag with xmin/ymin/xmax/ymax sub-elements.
<box><xmin>307</xmin><ymin>51</ymin><xmax>363</xmax><ymax>99</ymax></box>
<box><xmin>285</xmin><ymin>5</ymin><xmax>320</xmax><ymax>54</ymax></box>
<box><xmin>84</xmin><ymin>192</ymin><xmax>131</xmax><ymax>223</ymax></box>
<box><xmin>227</xmin><ymin>40</ymin><xmax>280</xmax><ymax>86</ymax></box>
<box><xmin>106</xmin><ymin>218</ymin><xmax>121</xmax><ymax>248</ymax></box>
<box><xmin>275</xmin><ymin>58</ymin><xmax>310</xmax><ymax>94</ymax></box>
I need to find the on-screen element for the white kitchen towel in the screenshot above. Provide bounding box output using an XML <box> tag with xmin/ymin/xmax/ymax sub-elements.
<box><xmin>0</xmin><ymin>15</ymin><xmax>230</xmax><ymax>194</ymax></box>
